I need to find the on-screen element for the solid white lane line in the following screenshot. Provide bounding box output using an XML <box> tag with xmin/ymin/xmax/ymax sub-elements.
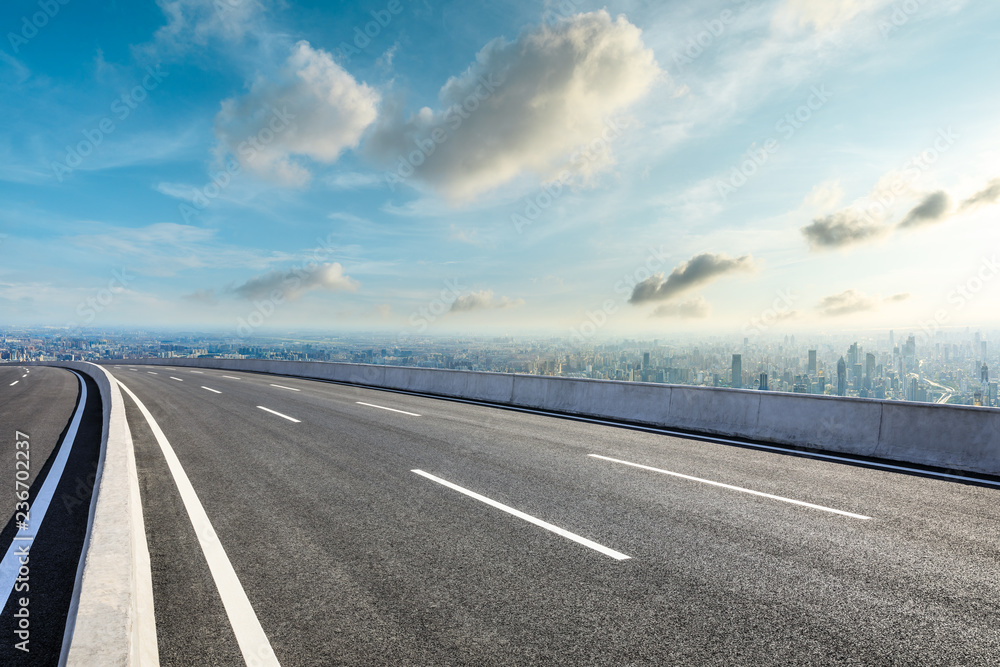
<box><xmin>589</xmin><ymin>454</ymin><xmax>872</xmax><ymax>520</ymax></box>
<box><xmin>222</xmin><ymin>376</ymin><xmax>241</xmax><ymax>380</ymax></box>
<box><xmin>9</xmin><ymin>381</ymin><xmax>17</xmax><ymax>386</ymax></box>
<box><xmin>356</xmin><ymin>401</ymin><xmax>420</xmax><ymax>417</ymax></box>
<box><xmin>0</xmin><ymin>372</ymin><xmax>87</xmax><ymax>612</ymax></box>
<box><xmin>170</xmin><ymin>377</ymin><xmax>184</xmax><ymax>382</ymax></box>
<box><xmin>202</xmin><ymin>386</ymin><xmax>222</xmax><ymax>394</ymax></box>
<box><xmin>116</xmin><ymin>381</ymin><xmax>280</xmax><ymax>666</ymax></box>
<box><xmin>257</xmin><ymin>406</ymin><xmax>301</xmax><ymax>423</ymax></box>
<box><xmin>269</xmin><ymin>384</ymin><xmax>300</xmax><ymax>392</ymax></box>
<box><xmin>412</xmin><ymin>470</ymin><xmax>630</xmax><ymax>560</ymax></box>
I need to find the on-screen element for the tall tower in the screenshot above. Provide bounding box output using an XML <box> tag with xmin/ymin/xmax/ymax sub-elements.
<box><xmin>837</xmin><ymin>357</ymin><xmax>847</xmax><ymax>396</ymax></box>
<box><xmin>808</xmin><ymin>350</ymin><xmax>817</xmax><ymax>375</ymax></box>
<box><xmin>732</xmin><ymin>354</ymin><xmax>743</xmax><ymax>389</ymax></box>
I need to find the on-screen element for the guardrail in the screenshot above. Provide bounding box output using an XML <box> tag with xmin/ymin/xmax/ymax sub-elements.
<box><xmin>112</xmin><ymin>358</ymin><xmax>1000</xmax><ymax>478</ymax></box>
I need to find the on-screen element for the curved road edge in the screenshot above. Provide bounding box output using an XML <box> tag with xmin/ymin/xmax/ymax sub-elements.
<box><xmin>24</xmin><ymin>362</ymin><xmax>158</xmax><ymax>667</ymax></box>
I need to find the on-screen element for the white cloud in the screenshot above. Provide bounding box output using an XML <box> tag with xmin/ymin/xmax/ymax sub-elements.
<box><xmin>651</xmin><ymin>296</ymin><xmax>711</xmax><ymax>319</ymax></box>
<box><xmin>148</xmin><ymin>0</ymin><xmax>266</xmax><ymax>54</ymax></box>
<box><xmin>230</xmin><ymin>262</ymin><xmax>358</xmax><ymax>300</ymax></box>
<box><xmin>367</xmin><ymin>10</ymin><xmax>662</xmax><ymax>200</ymax></box>
<box><xmin>774</xmin><ymin>0</ymin><xmax>892</xmax><ymax>32</ymax></box>
<box><xmin>215</xmin><ymin>41</ymin><xmax>380</xmax><ymax>186</ymax></box>
<box><xmin>449</xmin><ymin>290</ymin><xmax>524</xmax><ymax>313</ymax></box>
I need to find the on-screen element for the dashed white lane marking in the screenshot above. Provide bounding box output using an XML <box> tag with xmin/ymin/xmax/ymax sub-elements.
<box><xmin>257</xmin><ymin>406</ymin><xmax>301</xmax><ymax>423</ymax></box>
<box><xmin>269</xmin><ymin>384</ymin><xmax>300</xmax><ymax>392</ymax></box>
<box><xmin>116</xmin><ymin>381</ymin><xmax>280</xmax><ymax>666</ymax></box>
<box><xmin>356</xmin><ymin>401</ymin><xmax>420</xmax><ymax>417</ymax></box>
<box><xmin>170</xmin><ymin>377</ymin><xmax>184</xmax><ymax>382</ymax></box>
<box><xmin>147</xmin><ymin>372</ymin><xmax>159</xmax><ymax>375</ymax></box>
<box><xmin>9</xmin><ymin>381</ymin><xmax>17</xmax><ymax>386</ymax></box>
<box><xmin>189</xmin><ymin>371</ymin><xmax>203</xmax><ymax>374</ymax></box>
<box><xmin>222</xmin><ymin>376</ymin><xmax>241</xmax><ymax>380</ymax></box>
<box><xmin>201</xmin><ymin>386</ymin><xmax>222</xmax><ymax>394</ymax></box>
<box><xmin>588</xmin><ymin>454</ymin><xmax>872</xmax><ymax>520</ymax></box>
<box><xmin>0</xmin><ymin>372</ymin><xmax>87</xmax><ymax>612</ymax></box>
<box><xmin>21</xmin><ymin>374</ymin><xmax>27</xmax><ymax>378</ymax></box>
<box><xmin>412</xmin><ymin>470</ymin><xmax>630</xmax><ymax>561</ymax></box>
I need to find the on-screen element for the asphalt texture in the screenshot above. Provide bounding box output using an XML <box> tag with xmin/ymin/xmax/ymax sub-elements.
<box><xmin>0</xmin><ymin>365</ymin><xmax>103</xmax><ymax>665</ymax></box>
<box><xmin>102</xmin><ymin>364</ymin><xmax>1000</xmax><ymax>666</ymax></box>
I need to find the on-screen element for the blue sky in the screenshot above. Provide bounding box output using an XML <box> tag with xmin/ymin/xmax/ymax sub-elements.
<box><xmin>1</xmin><ymin>0</ymin><xmax>999</xmax><ymax>340</ymax></box>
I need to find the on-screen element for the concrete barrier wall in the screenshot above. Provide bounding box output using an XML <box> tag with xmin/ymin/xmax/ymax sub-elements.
<box><xmin>22</xmin><ymin>362</ymin><xmax>157</xmax><ymax>666</ymax></box>
<box><xmin>106</xmin><ymin>358</ymin><xmax>1000</xmax><ymax>477</ymax></box>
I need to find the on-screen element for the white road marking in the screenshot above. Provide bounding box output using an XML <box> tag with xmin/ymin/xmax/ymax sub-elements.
<box><xmin>222</xmin><ymin>376</ymin><xmax>241</xmax><ymax>380</ymax></box>
<box><xmin>190</xmin><ymin>370</ymin><xmax>204</xmax><ymax>374</ymax></box>
<box><xmin>412</xmin><ymin>470</ymin><xmax>630</xmax><ymax>560</ymax></box>
<box><xmin>21</xmin><ymin>374</ymin><xmax>27</xmax><ymax>378</ymax></box>
<box><xmin>147</xmin><ymin>372</ymin><xmax>158</xmax><ymax>375</ymax></box>
<box><xmin>0</xmin><ymin>372</ymin><xmax>87</xmax><ymax>612</ymax></box>
<box><xmin>589</xmin><ymin>454</ymin><xmax>872</xmax><ymax>520</ymax></box>
<box><xmin>130</xmin><ymin>368</ymin><xmax>138</xmax><ymax>371</ymax></box>
<box><xmin>201</xmin><ymin>386</ymin><xmax>222</xmax><ymax>394</ymax></box>
<box><xmin>269</xmin><ymin>384</ymin><xmax>300</xmax><ymax>392</ymax></box>
<box><xmin>356</xmin><ymin>401</ymin><xmax>420</xmax><ymax>417</ymax></box>
<box><xmin>257</xmin><ymin>406</ymin><xmax>301</xmax><ymax>423</ymax></box>
<box><xmin>117</xmin><ymin>381</ymin><xmax>280</xmax><ymax>666</ymax></box>
<box><xmin>9</xmin><ymin>381</ymin><xmax>17</xmax><ymax>386</ymax></box>
<box><xmin>170</xmin><ymin>377</ymin><xmax>184</xmax><ymax>382</ymax></box>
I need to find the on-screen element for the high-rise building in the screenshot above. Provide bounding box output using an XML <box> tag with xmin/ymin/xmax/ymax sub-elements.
<box><xmin>759</xmin><ymin>372</ymin><xmax>768</xmax><ymax>391</ymax></box>
<box><xmin>837</xmin><ymin>357</ymin><xmax>847</xmax><ymax>396</ymax></box>
<box><xmin>732</xmin><ymin>354</ymin><xmax>742</xmax><ymax>389</ymax></box>
<box><xmin>982</xmin><ymin>364</ymin><xmax>990</xmax><ymax>384</ymax></box>
<box><xmin>642</xmin><ymin>352</ymin><xmax>650</xmax><ymax>370</ymax></box>
<box><xmin>848</xmin><ymin>342</ymin><xmax>859</xmax><ymax>368</ymax></box>
<box><xmin>865</xmin><ymin>353</ymin><xmax>876</xmax><ymax>390</ymax></box>
<box><xmin>808</xmin><ymin>350</ymin><xmax>817</xmax><ymax>375</ymax></box>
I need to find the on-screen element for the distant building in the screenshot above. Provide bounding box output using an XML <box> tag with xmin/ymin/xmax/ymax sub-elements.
<box><xmin>837</xmin><ymin>357</ymin><xmax>847</xmax><ymax>396</ymax></box>
<box><xmin>759</xmin><ymin>372</ymin><xmax>768</xmax><ymax>391</ymax></box>
<box><xmin>808</xmin><ymin>350</ymin><xmax>817</xmax><ymax>375</ymax></box>
<box><xmin>732</xmin><ymin>354</ymin><xmax>742</xmax><ymax>389</ymax></box>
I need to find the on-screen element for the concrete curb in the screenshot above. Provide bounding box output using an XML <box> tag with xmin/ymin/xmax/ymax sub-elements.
<box><xmin>23</xmin><ymin>362</ymin><xmax>158</xmax><ymax>666</ymax></box>
<box><xmin>118</xmin><ymin>358</ymin><xmax>1000</xmax><ymax>477</ymax></box>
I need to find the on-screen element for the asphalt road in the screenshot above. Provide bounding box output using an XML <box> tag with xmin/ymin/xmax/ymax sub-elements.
<box><xmin>0</xmin><ymin>365</ymin><xmax>102</xmax><ymax>665</ymax></box>
<box><xmin>100</xmin><ymin>364</ymin><xmax>1000</xmax><ymax>666</ymax></box>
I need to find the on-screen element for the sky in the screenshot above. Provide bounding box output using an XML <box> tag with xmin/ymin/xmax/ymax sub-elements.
<box><xmin>1</xmin><ymin>0</ymin><xmax>999</xmax><ymax>341</ymax></box>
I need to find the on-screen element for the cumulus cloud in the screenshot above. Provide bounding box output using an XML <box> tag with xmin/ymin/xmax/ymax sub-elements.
<box><xmin>367</xmin><ymin>11</ymin><xmax>662</xmax><ymax>200</ymax></box>
<box><xmin>651</xmin><ymin>297</ymin><xmax>711</xmax><ymax>319</ymax></box>
<box><xmin>818</xmin><ymin>289</ymin><xmax>909</xmax><ymax>317</ymax></box>
<box><xmin>449</xmin><ymin>290</ymin><xmax>524</xmax><ymax>313</ymax></box>
<box><xmin>897</xmin><ymin>191</ymin><xmax>951</xmax><ymax>229</ymax></box>
<box><xmin>629</xmin><ymin>253</ymin><xmax>755</xmax><ymax>304</ymax></box>
<box><xmin>960</xmin><ymin>178</ymin><xmax>1000</xmax><ymax>212</ymax></box>
<box><xmin>215</xmin><ymin>41</ymin><xmax>379</xmax><ymax>186</ymax></box>
<box><xmin>801</xmin><ymin>211</ymin><xmax>884</xmax><ymax>250</ymax></box>
<box><xmin>230</xmin><ymin>262</ymin><xmax>358</xmax><ymax>300</ymax></box>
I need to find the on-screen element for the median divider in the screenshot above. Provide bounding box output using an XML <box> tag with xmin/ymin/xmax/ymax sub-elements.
<box><xmin>110</xmin><ymin>358</ymin><xmax>1000</xmax><ymax>477</ymax></box>
<box><xmin>22</xmin><ymin>361</ymin><xmax>157</xmax><ymax>666</ymax></box>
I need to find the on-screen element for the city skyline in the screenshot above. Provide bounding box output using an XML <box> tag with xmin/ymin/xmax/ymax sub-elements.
<box><xmin>2</xmin><ymin>1</ymin><xmax>1000</xmax><ymax>336</ymax></box>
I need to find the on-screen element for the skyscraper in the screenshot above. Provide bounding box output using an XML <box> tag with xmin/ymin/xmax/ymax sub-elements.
<box><xmin>837</xmin><ymin>357</ymin><xmax>847</xmax><ymax>396</ymax></box>
<box><xmin>759</xmin><ymin>372</ymin><xmax>768</xmax><ymax>391</ymax></box>
<box><xmin>808</xmin><ymin>350</ymin><xmax>817</xmax><ymax>375</ymax></box>
<box><xmin>732</xmin><ymin>354</ymin><xmax>742</xmax><ymax>389</ymax></box>
<box><xmin>865</xmin><ymin>353</ymin><xmax>876</xmax><ymax>390</ymax></box>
